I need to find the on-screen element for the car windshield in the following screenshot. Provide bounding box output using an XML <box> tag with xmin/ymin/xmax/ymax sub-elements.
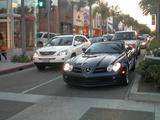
<box><xmin>113</xmin><ymin>32</ymin><xmax>136</xmax><ymax>40</ymax></box>
<box><xmin>85</xmin><ymin>42</ymin><xmax>125</xmax><ymax>54</ymax></box>
<box><xmin>45</xmin><ymin>36</ymin><xmax>73</xmax><ymax>46</ymax></box>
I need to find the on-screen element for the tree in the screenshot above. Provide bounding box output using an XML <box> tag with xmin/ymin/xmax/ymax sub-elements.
<box><xmin>139</xmin><ymin>0</ymin><xmax>160</xmax><ymax>40</ymax></box>
<box><xmin>93</xmin><ymin>1</ymin><xmax>110</xmax><ymax>34</ymax></box>
<box><xmin>138</xmin><ymin>24</ymin><xmax>151</xmax><ymax>34</ymax></box>
<box><xmin>78</xmin><ymin>0</ymin><xmax>99</xmax><ymax>37</ymax></box>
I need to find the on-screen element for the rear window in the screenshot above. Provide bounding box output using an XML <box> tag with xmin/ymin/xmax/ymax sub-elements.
<box><xmin>113</xmin><ymin>32</ymin><xmax>137</xmax><ymax>40</ymax></box>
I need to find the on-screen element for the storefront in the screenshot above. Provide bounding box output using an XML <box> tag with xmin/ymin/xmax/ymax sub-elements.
<box><xmin>0</xmin><ymin>0</ymin><xmax>36</xmax><ymax>49</ymax></box>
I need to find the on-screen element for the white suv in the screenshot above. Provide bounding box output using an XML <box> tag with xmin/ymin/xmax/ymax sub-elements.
<box><xmin>33</xmin><ymin>35</ymin><xmax>91</xmax><ymax>70</ymax></box>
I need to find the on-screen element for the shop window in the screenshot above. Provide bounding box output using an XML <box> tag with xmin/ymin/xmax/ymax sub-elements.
<box><xmin>0</xmin><ymin>0</ymin><xmax>7</xmax><ymax>14</ymax></box>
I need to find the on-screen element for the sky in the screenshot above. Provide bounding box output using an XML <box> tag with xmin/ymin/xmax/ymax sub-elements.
<box><xmin>105</xmin><ymin>0</ymin><xmax>155</xmax><ymax>30</ymax></box>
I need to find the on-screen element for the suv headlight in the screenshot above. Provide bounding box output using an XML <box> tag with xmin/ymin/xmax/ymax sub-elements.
<box><xmin>107</xmin><ymin>63</ymin><xmax>121</xmax><ymax>72</ymax></box>
<box><xmin>57</xmin><ymin>50</ymin><xmax>68</xmax><ymax>56</ymax></box>
<box><xmin>33</xmin><ymin>51</ymin><xmax>39</xmax><ymax>57</ymax></box>
<box><xmin>63</xmin><ymin>63</ymin><xmax>73</xmax><ymax>72</ymax></box>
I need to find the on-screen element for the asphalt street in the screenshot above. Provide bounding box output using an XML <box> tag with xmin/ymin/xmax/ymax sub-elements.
<box><xmin>0</xmin><ymin>50</ymin><xmax>154</xmax><ymax>120</ymax></box>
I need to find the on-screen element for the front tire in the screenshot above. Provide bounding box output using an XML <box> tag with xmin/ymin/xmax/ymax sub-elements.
<box><xmin>131</xmin><ymin>58</ymin><xmax>136</xmax><ymax>71</ymax></box>
<box><xmin>123</xmin><ymin>67</ymin><xmax>129</xmax><ymax>86</ymax></box>
<box><xmin>36</xmin><ymin>64</ymin><xmax>46</xmax><ymax>70</ymax></box>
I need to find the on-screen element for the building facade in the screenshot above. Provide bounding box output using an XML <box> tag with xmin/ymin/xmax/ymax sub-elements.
<box><xmin>38</xmin><ymin>0</ymin><xmax>59</xmax><ymax>33</ymax></box>
<box><xmin>0</xmin><ymin>0</ymin><xmax>37</xmax><ymax>49</ymax></box>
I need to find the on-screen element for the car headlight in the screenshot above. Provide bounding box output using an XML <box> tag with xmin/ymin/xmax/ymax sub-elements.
<box><xmin>33</xmin><ymin>51</ymin><xmax>39</xmax><ymax>57</ymax></box>
<box><xmin>63</xmin><ymin>63</ymin><xmax>73</xmax><ymax>72</ymax></box>
<box><xmin>57</xmin><ymin>50</ymin><xmax>68</xmax><ymax>56</ymax></box>
<box><xmin>107</xmin><ymin>63</ymin><xmax>121</xmax><ymax>72</ymax></box>
<box><xmin>142</xmin><ymin>42</ymin><xmax>146</xmax><ymax>45</ymax></box>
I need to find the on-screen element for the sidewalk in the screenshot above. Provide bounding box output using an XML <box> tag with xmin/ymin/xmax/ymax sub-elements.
<box><xmin>0</xmin><ymin>48</ymin><xmax>34</xmax><ymax>75</ymax></box>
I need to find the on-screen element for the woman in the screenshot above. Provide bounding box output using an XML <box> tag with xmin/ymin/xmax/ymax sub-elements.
<box><xmin>0</xmin><ymin>32</ymin><xmax>7</xmax><ymax>61</ymax></box>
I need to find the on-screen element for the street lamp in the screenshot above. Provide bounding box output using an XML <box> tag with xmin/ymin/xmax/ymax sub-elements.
<box><xmin>71</xmin><ymin>0</ymin><xmax>76</xmax><ymax>34</ymax></box>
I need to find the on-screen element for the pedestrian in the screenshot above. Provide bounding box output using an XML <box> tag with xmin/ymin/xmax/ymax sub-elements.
<box><xmin>0</xmin><ymin>32</ymin><xmax>7</xmax><ymax>61</ymax></box>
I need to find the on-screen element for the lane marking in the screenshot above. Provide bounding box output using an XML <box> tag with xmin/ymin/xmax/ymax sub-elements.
<box><xmin>22</xmin><ymin>76</ymin><xmax>62</xmax><ymax>94</ymax></box>
<box><xmin>0</xmin><ymin>92</ymin><xmax>48</xmax><ymax>103</ymax></box>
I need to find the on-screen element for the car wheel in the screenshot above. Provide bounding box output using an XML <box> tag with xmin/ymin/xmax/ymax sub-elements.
<box><xmin>123</xmin><ymin>67</ymin><xmax>129</xmax><ymax>86</ymax></box>
<box><xmin>37</xmin><ymin>41</ymin><xmax>43</xmax><ymax>48</ymax></box>
<box><xmin>63</xmin><ymin>75</ymin><xmax>73</xmax><ymax>86</ymax></box>
<box><xmin>36</xmin><ymin>64</ymin><xmax>46</xmax><ymax>70</ymax></box>
<box><xmin>131</xmin><ymin>58</ymin><xmax>136</xmax><ymax>71</ymax></box>
<box><xmin>138</xmin><ymin>49</ymin><xmax>141</xmax><ymax>55</ymax></box>
<box><xmin>71</xmin><ymin>53</ymin><xmax>76</xmax><ymax>58</ymax></box>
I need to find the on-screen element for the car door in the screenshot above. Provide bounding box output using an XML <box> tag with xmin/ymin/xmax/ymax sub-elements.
<box><xmin>126</xmin><ymin>47</ymin><xmax>135</xmax><ymax>70</ymax></box>
<box><xmin>73</xmin><ymin>36</ymin><xmax>84</xmax><ymax>55</ymax></box>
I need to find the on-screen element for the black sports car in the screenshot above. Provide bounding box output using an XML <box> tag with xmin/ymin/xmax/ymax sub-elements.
<box><xmin>63</xmin><ymin>41</ymin><xmax>136</xmax><ymax>87</ymax></box>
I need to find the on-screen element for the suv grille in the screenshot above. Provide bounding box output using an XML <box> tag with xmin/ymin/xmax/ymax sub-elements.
<box><xmin>40</xmin><ymin>51</ymin><xmax>56</xmax><ymax>56</ymax></box>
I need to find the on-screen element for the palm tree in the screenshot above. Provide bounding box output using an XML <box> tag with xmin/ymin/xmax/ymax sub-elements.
<box><xmin>78</xmin><ymin>0</ymin><xmax>99</xmax><ymax>37</ymax></box>
<box><xmin>110</xmin><ymin>5</ymin><xmax>121</xmax><ymax>32</ymax></box>
<box><xmin>139</xmin><ymin>0</ymin><xmax>160</xmax><ymax>39</ymax></box>
<box><xmin>93</xmin><ymin>1</ymin><xmax>110</xmax><ymax>34</ymax></box>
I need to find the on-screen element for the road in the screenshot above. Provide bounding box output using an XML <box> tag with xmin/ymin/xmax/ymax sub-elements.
<box><xmin>0</xmin><ymin>51</ymin><xmax>144</xmax><ymax>120</ymax></box>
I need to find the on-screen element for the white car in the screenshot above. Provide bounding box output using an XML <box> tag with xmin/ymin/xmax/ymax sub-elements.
<box><xmin>36</xmin><ymin>32</ymin><xmax>59</xmax><ymax>47</ymax></box>
<box><xmin>33</xmin><ymin>35</ymin><xmax>91</xmax><ymax>70</ymax></box>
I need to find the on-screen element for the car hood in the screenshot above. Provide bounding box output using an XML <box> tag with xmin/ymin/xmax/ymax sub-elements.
<box><xmin>71</xmin><ymin>53</ymin><xmax>121</xmax><ymax>68</ymax></box>
<box><xmin>37</xmin><ymin>46</ymin><xmax>72</xmax><ymax>52</ymax></box>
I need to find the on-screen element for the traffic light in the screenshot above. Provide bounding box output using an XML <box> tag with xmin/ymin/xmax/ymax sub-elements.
<box><xmin>50</xmin><ymin>0</ymin><xmax>54</xmax><ymax>10</ymax></box>
<box><xmin>37</xmin><ymin>0</ymin><xmax>46</xmax><ymax>8</ymax></box>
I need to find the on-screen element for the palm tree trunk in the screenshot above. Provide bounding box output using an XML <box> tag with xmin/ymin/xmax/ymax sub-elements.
<box><xmin>89</xmin><ymin>5</ymin><xmax>93</xmax><ymax>37</ymax></box>
<box><xmin>156</xmin><ymin>1</ymin><xmax>160</xmax><ymax>40</ymax></box>
<box><xmin>21</xmin><ymin>0</ymin><xmax>26</xmax><ymax>56</ymax></box>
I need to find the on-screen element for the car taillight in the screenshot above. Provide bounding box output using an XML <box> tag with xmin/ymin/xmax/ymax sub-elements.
<box><xmin>128</xmin><ymin>44</ymin><xmax>136</xmax><ymax>48</ymax></box>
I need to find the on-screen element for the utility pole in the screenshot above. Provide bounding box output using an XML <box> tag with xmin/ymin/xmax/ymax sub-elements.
<box><xmin>156</xmin><ymin>1</ymin><xmax>160</xmax><ymax>40</ymax></box>
<box><xmin>47</xmin><ymin>0</ymin><xmax>51</xmax><ymax>41</ymax></box>
<box><xmin>21</xmin><ymin>0</ymin><xmax>26</xmax><ymax>56</ymax></box>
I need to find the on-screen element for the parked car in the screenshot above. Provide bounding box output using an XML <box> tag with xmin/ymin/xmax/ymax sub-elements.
<box><xmin>89</xmin><ymin>37</ymin><xmax>104</xmax><ymax>44</ymax></box>
<box><xmin>36</xmin><ymin>32</ymin><xmax>59</xmax><ymax>47</ymax></box>
<box><xmin>138</xmin><ymin>36</ymin><xmax>148</xmax><ymax>49</ymax></box>
<box><xmin>112</xmin><ymin>31</ymin><xmax>141</xmax><ymax>57</ymax></box>
<box><xmin>63</xmin><ymin>41</ymin><xmax>136</xmax><ymax>87</ymax></box>
<box><xmin>142</xmin><ymin>34</ymin><xmax>151</xmax><ymax>41</ymax></box>
<box><xmin>33</xmin><ymin>35</ymin><xmax>91</xmax><ymax>70</ymax></box>
<box><xmin>103</xmin><ymin>34</ymin><xmax>114</xmax><ymax>41</ymax></box>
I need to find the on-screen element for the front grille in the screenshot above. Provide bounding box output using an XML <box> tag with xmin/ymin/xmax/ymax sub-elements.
<box><xmin>40</xmin><ymin>51</ymin><xmax>56</xmax><ymax>56</ymax></box>
<box><xmin>94</xmin><ymin>67</ymin><xmax>106</xmax><ymax>73</ymax></box>
<box><xmin>73</xmin><ymin>67</ymin><xmax>82</xmax><ymax>73</ymax></box>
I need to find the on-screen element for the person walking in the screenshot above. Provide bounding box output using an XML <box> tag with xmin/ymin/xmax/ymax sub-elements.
<box><xmin>0</xmin><ymin>32</ymin><xmax>7</xmax><ymax>61</ymax></box>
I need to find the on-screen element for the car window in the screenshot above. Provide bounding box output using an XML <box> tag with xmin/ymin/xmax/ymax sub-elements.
<box><xmin>37</xmin><ymin>33</ymin><xmax>43</xmax><ymax>38</ymax></box>
<box><xmin>43</xmin><ymin>34</ymin><xmax>48</xmax><ymax>38</ymax></box>
<box><xmin>74</xmin><ymin>36</ymin><xmax>83</xmax><ymax>45</ymax></box>
<box><xmin>81</xmin><ymin>36</ymin><xmax>88</xmax><ymax>42</ymax></box>
<box><xmin>85</xmin><ymin>42</ymin><xmax>125</xmax><ymax>54</ymax></box>
<box><xmin>113</xmin><ymin>32</ymin><xmax>136</xmax><ymax>40</ymax></box>
<box><xmin>50</xmin><ymin>34</ymin><xmax>56</xmax><ymax>38</ymax></box>
<box><xmin>46</xmin><ymin>36</ymin><xmax>73</xmax><ymax>46</ymax></box>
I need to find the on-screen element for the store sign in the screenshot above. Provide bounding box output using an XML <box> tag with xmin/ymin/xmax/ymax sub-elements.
<box><xmin>73</xmin><ymin>7</ymin><xmax>84</xmax><ymax>26</ymax></box>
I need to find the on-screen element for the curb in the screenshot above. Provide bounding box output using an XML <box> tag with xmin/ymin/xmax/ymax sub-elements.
<box><xmin>0</xmin><ymin>63</ymin><xmax>34</xmax><ymax>75</ymax></box>
<box><xmin>129</xmin><ymin>73</ymin><xmax>160</xmax><ymax>103</ymax></box>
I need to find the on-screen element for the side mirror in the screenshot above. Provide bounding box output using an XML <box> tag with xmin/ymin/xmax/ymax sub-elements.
<box><xmin>126</xmin><ymin>46</ymin><xmax>132</xmax><ymax>52</ymax></box>
<box><xmin>82</xmin><ymin>48</ymin><xmax>86</xmax><ymax>53</ymax></box>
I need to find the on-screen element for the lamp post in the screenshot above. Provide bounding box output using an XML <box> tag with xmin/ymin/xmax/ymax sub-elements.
<box><xmin>47</xmin><ymin>0</ymin><xmax>51</xmax><ymax>41</ymax></box>
<box><xmin>71</xmin><ymin>0</ymin><xmax>76</xmax><ymax>34</ymax></box>
<box><xmin>21</xmin><ymin>0</ymin><xmax>26</xmax><ymax>56</ymax></box>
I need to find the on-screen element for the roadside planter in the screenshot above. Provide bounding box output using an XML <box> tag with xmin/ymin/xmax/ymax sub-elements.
<box><xmin>138</xmin><ymin>48</ymin><xmax>160</xmax><ymax>88</ymax></box>
<box><xmin>138</xmin><ymin>39</ymin><xmax>160</xmax><ymax>89</ymax></box>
